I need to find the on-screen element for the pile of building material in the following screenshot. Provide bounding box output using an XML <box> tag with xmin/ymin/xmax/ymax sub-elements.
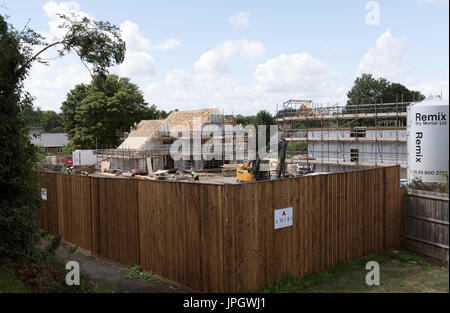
<box><xmin>221</xmin><ymin>164</ymin><xmax>239</xmax><ymax>177</ymax></box>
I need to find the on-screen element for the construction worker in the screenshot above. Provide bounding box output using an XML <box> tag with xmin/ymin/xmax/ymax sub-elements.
<box><xmin>191</xmin><ymin>171</ymin><xmax>199</xmax><ymax>182</ymax></box>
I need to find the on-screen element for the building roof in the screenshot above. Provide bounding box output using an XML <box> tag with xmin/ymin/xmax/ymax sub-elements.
<box><xmin>117</xmin><ymin>119</ymin><xmax>166</xmax><ymax>151</ymax></box>
<box><xmin>165</xmin><ymin>108</ymin><xmax>221</xmax><ymax>132</ymax></box>
<box><xmin>30</xmin><ymin>133</ymin><xmax>68</xmax><ymax>148</ymax></box>
<box><xmin>117</xmin><ymin>109</ymin><xmax>227</xmax><ymax>151</ymax></box>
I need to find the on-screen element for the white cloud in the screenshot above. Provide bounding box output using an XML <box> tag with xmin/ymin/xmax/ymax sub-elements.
<box><xmin>24</xmin><ymin>57</ymin><xmax>91</xmax><ymax>111</ymax></box>
<box><xmin>118</xmin><ymin>20</ymin><xmax>157</xmax><ymax>77</ymax></box>
<box><xmin>118</xmin><ymin>21</ymin><xmax>181</xmax><ymax>76</ymax></box>
<box><xmin>405</xmin><ymin>74</ymin><xmax>449</xmax><ymax>100</ymax></box>
<box><xmin>118</xmin><ymin>51</ymin><xmax>157</xmax><ymax>77</ymax></box>
<box><xmin>194</xmin><ymin>40</ymin><xmax>264</xmax><ymax>73</ymax></box>
<box><xmin>145</xmin><ymin>51</ymin><xmax>347</xmax><ymax>115</ymax></box>
<box><xmin>152</xmin><ymin>39</ymin><xmax>181</xmax><ymax>50</ymax></box>
<box><xmin>23</xmin><ymin>1</ymin><xmax>93</xmax><ymax>111</ymax></box>
<box><xmin>228</xmin><ymin>11</ymin><xmax>251</xmax><ymax>27</ymax></box>
<box><xmin>356</xmin><ymin>29</ymin><xmax>409</xmax><ymax>79</ymax></box>
<box><xmin>42</xmin><ymin>1</ymin><xmax>92</xmax><ymax>40</ymax></box>
<box><xmin>356</xmin><ymin>31</ymin><xmax>449</xmax><ymax>101</ymax></box>
<box><xmin>411</xmin><ymin>80</ymin><xmax>449</xmax><ymax>99</ymax></box>
<box><xmin>254</xmin><ymin>53</ymin><xmax>345</xmax><ymax>98</ymax></box>
<box><xmin>120</xmin><ymin>20</ymin><xmax>152</xmax><ymax>52</ymax></box>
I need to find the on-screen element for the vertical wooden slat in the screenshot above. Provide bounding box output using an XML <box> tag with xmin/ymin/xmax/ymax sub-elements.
<box><xmin>38</xmin><ymin>166</ymin><xmax>405</xmax><ymax>292</ymax></box>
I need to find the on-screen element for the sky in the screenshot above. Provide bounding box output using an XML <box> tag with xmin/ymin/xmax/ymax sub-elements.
<box><xmin>2</xmin><ymin>0</ymin><xmax>449</xmax><ymax>115</ymax></box>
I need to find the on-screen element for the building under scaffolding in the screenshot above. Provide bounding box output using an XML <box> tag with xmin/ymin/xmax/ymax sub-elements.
<box><xmin>97</xmin><ymin>108</ymin><xmax>245</xmax><ymax>173</ymax></box>
<box><xmin>277</xmin><ymin>99</ymin><xmax>409</xmax><ymax>178</ymax></box>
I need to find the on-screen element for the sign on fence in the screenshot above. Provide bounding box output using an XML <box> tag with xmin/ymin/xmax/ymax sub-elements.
<box><xmin>41</xmin><ymin>188</ymin><xmax>47</xmax><ymax>200</ymax></box>
<box><xmin>274</xmin><ymin>207</ymin><xmax>293</xmax><ymax>229</ymax></box>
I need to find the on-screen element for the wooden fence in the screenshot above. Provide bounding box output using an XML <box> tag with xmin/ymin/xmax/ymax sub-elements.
<box><xmin>405</xmin><ymin>188</ymin><xmax>449</xmax><ymax>262</ymax></box>
<box><xmin>38</xmin><ymin>166</ymin><xmax>403</xmax><ymax>292</ymax></box>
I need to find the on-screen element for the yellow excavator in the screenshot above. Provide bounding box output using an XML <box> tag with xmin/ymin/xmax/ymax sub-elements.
<box><xmin>236</xmin><ymin>134</ymin><xmax>287</xmax><ymax>182</ymax></box>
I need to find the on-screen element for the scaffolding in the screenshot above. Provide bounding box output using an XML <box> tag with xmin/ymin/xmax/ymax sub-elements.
<box><xmin>277</xmin><ymin>99</ymin><xmax>410</xmax><ymax>178</ymax></box>
<box><xmin>96</xmin><ymin>112</ymin><xmax>244</xmax><ymax>173</ymax></box>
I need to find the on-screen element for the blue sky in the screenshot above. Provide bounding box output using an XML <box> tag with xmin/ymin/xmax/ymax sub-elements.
<box><xmin>2</xmin><ymin>0</ymin><xmax>449</xmax><ymax>114</ymax></box>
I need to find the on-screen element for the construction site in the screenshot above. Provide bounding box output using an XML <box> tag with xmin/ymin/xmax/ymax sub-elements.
<box><xmin>55</xmin><ymin>99</ymin><xmax>415</xmax><ymax>183</ymax></box>
<box><xmin>277</xmin><ymin>99</ymin><xmax>409</xmax><ymax>179</ymax></box>
<box><xmin>68</xmin><ymin>108</ymin><xmax>251</xmax><ymax>184</ymax></box>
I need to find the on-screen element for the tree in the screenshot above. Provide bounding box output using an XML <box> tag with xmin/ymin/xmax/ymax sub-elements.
<box><xmin>21</xmin><ymin>107</ymin><xmax>64</xmax><ymax>132</ymax></box>
<box><xmin>236</xmin><ymin>114</ymin><xmax>256</xmax><ymax>126</ymax></box>
<box><xmin>346</xmin><ymin>74</ymin><xmax>390</xmax><ymax>106</ymax></box>
<box><xmin>346</xmin><ymin>74</ymin><xmax>425</xmax><ymax>127</ymax></box>
<box><xmin>347</xmin><ymin>73</ymin><xmax>425</xmax><ymax>106</ymax></box>
<box><xmin>0</xmin><ymin>14</ymin><xmax>41</xmax><ymax>256</ymax></box>
<box><xmin>61</xmin><ymin>75</ymin><xmax>158</xmax><ymax>149</ymax></box>
<box><xmin>255</xmin><ymin>110</ymin><xmax>276</xmax><ymax>148</ymax></box>
<box><xmin>0</xmin><ymin>11</ymin><xmax>125</xmax><ymax>257</ymax></box>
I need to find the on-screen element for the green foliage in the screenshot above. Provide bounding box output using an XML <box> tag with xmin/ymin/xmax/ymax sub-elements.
<box><xmin>0</xmin><ymin>14</ymin><xmax>42</xmax><ymax>258</ymax></box>
<box><xmin>257</xmin><ymin>251</ymin><xmax>428</xmax><ymax>293</ymax></box>
<box><xmin>47</xmin><ymin>126</ymin><xmax>64</xmax><ymax>133</ymax></box>
<box><xmin>0</xmin><ymin>9</ymin><xmax>125</xmax><ymax>260</ymax></box>
<box><xmin>23</xmin><ymin>108</ymin><xmax>64</xmax><ymax>132</ymax></box>
<box><xmin>120</xmin><ymin>265</ymin><xmax>162</xmax><ymax>283</ymax></box>
<box><xmin>287</xmin><ymin>142</ymin><xmax>307</xmax><ymax>155</ymax></box>
<box><xmin>347</xmin><ymin>73</ymin><xmax>425</xmax><ymax>105</ymax></box>
<box><xmin>45</xmin><ymin>232</ymin><xmax>62</xmax><ymax>255</ymax></box>
<box><xmin>61</xmin><ymin>75</ymin><xmax>158</xmax><ymax>149</ymax></box>
<box><xmin>408</xmin><ymin>175</ymin><xmax>449</xmax><ymax>194</ymax></box>
<box><xmin>256</xmin><ymin>110</ymin><xmax>276</xmax><ymax>147</ymax></box>
<box><xmin>38</xmin><ymin>229</ymin><xmax>54</xmax><ymax>241</ymax></box>
<box><xmin>1</xmin><ymin>247</ymin><xmax>113</xmax><ymax>293</ymax></box>
<box><xmin>440</xmin><ymin>172</ymin><xmax>449</xmax><ymax>194</ymax></box>
<box><xmin>0</xmin><ymin>269</ymin><xmax>31</xmax><ymax>293</ymax></box>
<box><xmin>236</xmin><ymin>114</ymin><xmax>256</xmax><ymax>126</ymax></box>
<box><xmin>34</xmin><ymin>144</ymin><xmax>47</xmax><ymax>162</ymax></box>
<box><xmin>62</xmin><ymin>142</ymin><xmax>75</xmax><ymax>155</ymax></box>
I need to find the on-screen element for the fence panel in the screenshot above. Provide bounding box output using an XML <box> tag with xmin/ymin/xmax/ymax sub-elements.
<box><xmin>405</xmin><ymin>189</ymin><xmax>449</xmax><ymax>262</ymax></box>
<box><xmin>56</xmin><ymin>174</ymin><xmax>92</xmax><ymax>252</ymax></box>
<box><xmin>137</xmin><ymin>181</ymin><xmax>224</xmax><ymax>291</ymax></box>
<box><xmin>39</xmin><ymin>166</ymin><xmax>404</xmax><ymax>292</ymax></box>
<box><xmin>37</xmin><ymin>172</ymin><xmax>59</xmax><ymax>236</ymax></box>
<box><xmin>222</xmin><ymin>167</ymin><xmax>403</xmax><ymax>292</ymax></box>
<box><xmin>92</xmin><ymin>177</ymin><xmax>140</xmax><ymax>265</ymax></box>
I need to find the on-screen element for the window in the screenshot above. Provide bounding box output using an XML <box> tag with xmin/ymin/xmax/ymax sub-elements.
<box><xmin>57</xmin><ymin>147</ymin><xmax>63</xmax><ymax>153</ymax></box>
<box><xmin>351</xmin><ymin>149</ymin><xmax>359</xmax><ymax>162</ymax></box>
<box><xmin>350</xmin><ymin>127</ymin><xmax>366</xmax><ymax>138</ymax></box>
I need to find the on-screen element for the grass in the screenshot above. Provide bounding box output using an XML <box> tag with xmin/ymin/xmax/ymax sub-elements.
<box><xmin>69</xmin><ymin>244</ymin><xmax>93</xmax><ymax>258</ymax></box>
<box><xmin>258</xmin><ymin>251</ymin><xmax>448</xmax><ymax>293</ymax></box>
<box><xmin>120</xmin><ymin>265</ymin><xmax>163</xmax><ymax>284</ymax></box>
<box><xmin>0</xmin><ymin>269</ymin><xmax>31</xmax><ymax>293</ymax></box>
<box><xmin>0</xmin><ymin>234</ymin><xmax>114</xmax><ymax>293</ymax></box>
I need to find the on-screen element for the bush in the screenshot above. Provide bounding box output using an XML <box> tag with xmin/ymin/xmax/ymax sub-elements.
<box><xmin>408</xmin><ymin>174</ymin><xmax>449</xmax><ymax>194</ymax></box>
<box><xmin>0</xmin><ymin>14</ymin><xmax>42</xmax><ymax>258</ymax></box>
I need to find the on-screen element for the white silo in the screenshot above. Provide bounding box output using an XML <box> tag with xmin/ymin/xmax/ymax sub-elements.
<box><xmin>407</xmin><ymin>97</ymin><xmax>449</xmax><ymax>183</ymax></box>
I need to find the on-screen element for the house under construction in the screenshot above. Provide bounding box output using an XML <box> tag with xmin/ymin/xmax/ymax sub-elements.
<box><xmin>277</xmin><ymin>99</ymin><xmax>409</xmax><ymax>179</ymax></box>
<box><xmin>97</xmin><ymin>108</ymin><xmax>244</xmax><ymax>173</ymax></box>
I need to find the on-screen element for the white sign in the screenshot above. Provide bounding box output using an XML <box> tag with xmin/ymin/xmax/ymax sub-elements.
<box><xmin>274</xmin><ymin>207</ymin><xmax>293</xmax><ymax>229</ymax></box>
<box><xmin>41</xmin><ymin>188</ymin><xmax>47</xmax><ymax>200</ymax></box>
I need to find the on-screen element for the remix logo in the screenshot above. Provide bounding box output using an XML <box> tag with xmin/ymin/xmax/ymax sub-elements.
<box><xmin>415</xmin><ymin>132</ymin><xmax>423</xmax><ymax>163</ymax></box>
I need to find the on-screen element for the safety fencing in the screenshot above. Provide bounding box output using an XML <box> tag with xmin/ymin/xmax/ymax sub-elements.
<box><xmin>38</xmin><ymin>166</ymin><xmax>404</xmax><ymax>292</ymax></box>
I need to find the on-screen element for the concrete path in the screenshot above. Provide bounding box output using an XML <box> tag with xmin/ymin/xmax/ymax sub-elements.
<box><xmin>42</xmin><ymin>240</ymin><xmax>186</xmax><ymax>293</ymax></box>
